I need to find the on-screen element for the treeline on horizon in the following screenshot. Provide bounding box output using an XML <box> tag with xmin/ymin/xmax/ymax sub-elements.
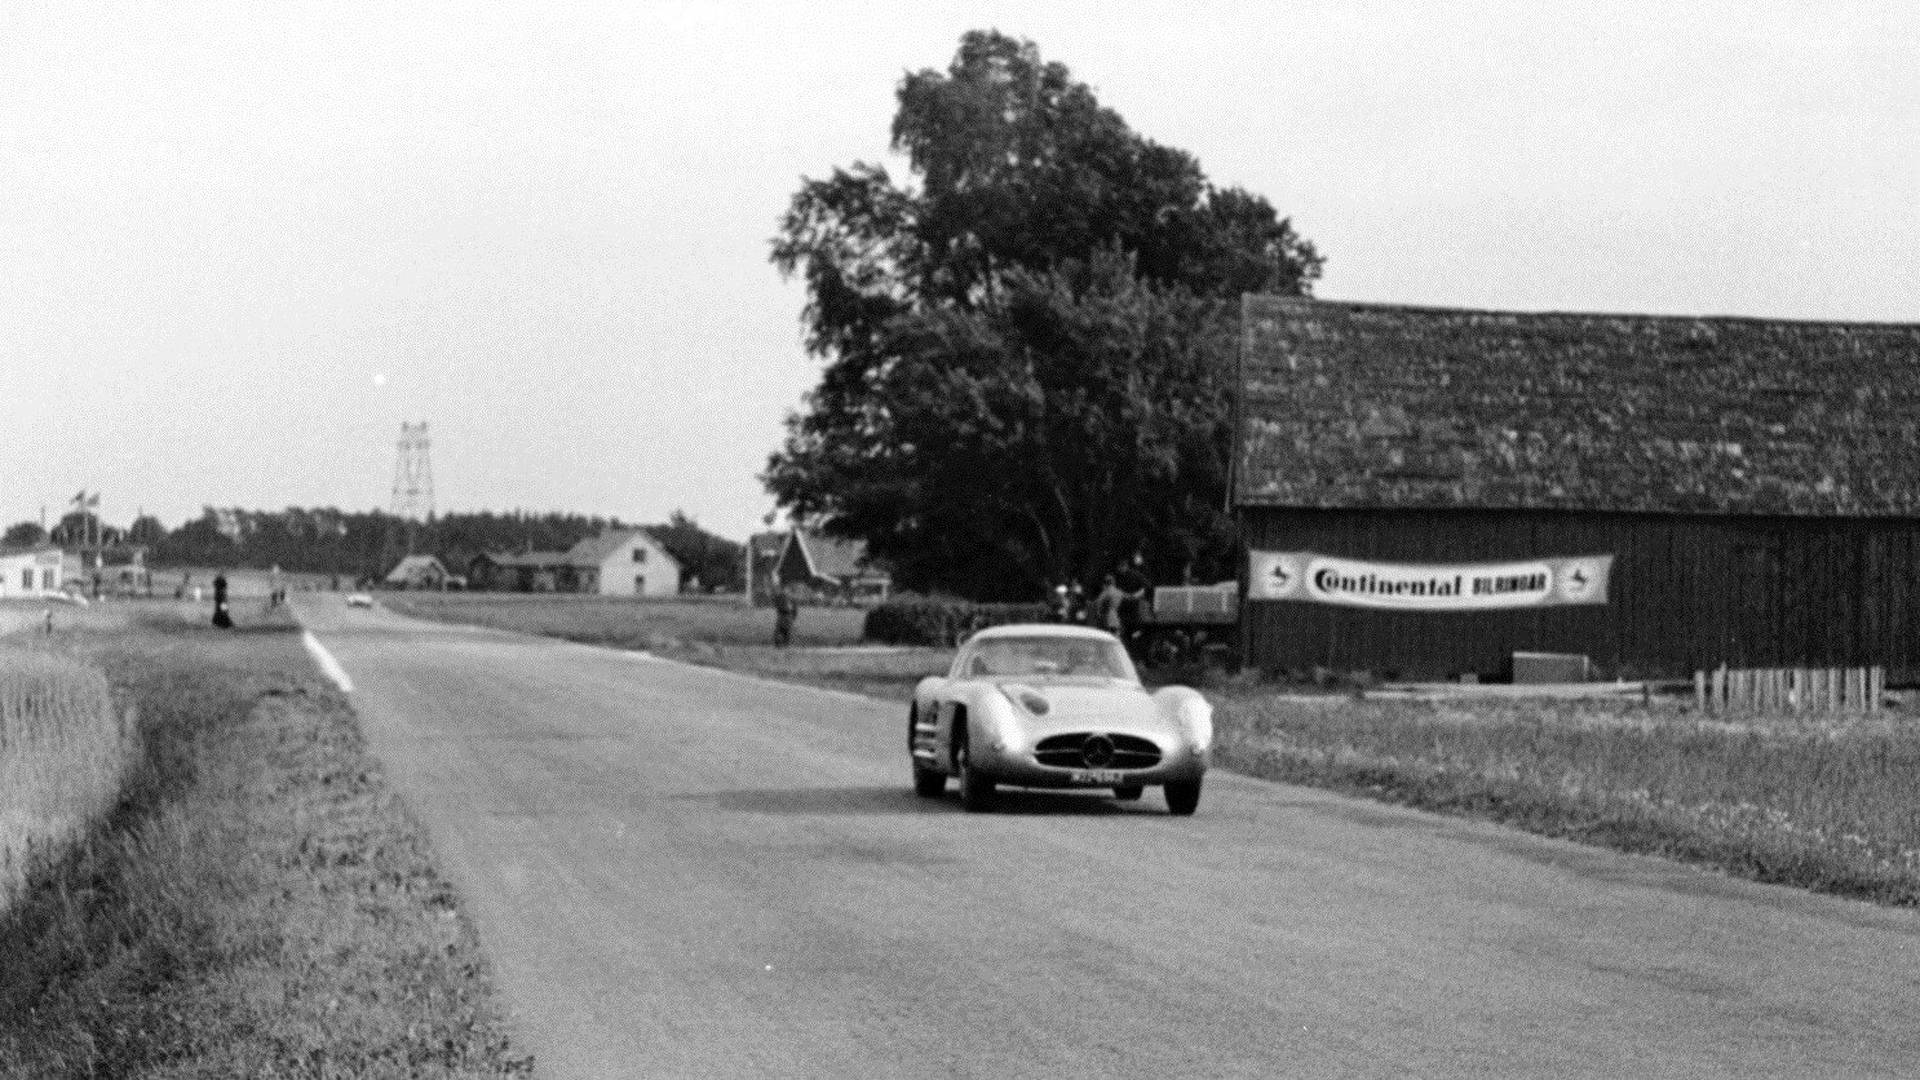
<box><xmin>10</xmin><ymin>507</ymin><xmax>745</xmax><ymax>591</ymax></box>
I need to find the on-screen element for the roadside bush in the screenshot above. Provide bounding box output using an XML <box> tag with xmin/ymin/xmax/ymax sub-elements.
<box><xmin>863</xmin><ymin>597</ymin><xmax>1050</xmax><ymax>646</ymax></box>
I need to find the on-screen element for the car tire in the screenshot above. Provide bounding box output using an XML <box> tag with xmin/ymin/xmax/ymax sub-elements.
<box><xmin>913</xmin><ymin>764</ymin><xmax>946</xmax><ymax>797</ymax></box>
<box><xmin>1112</xmin><ymin>784</ymin><xmax>1144</xmax><ymax>801</ymax></box>
<box><xmin>958</xmin><ymin>739</ymin><xmax>996</xmax><ymax>813</ymax></box>
<box><xmin>1164</xmin><ymin>778</ymin><xmax>1202</xmax><ymax>816</ymax></box>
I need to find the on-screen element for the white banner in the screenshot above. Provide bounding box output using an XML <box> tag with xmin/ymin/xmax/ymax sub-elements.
<box><xmin>1248</xmin><ymin>551</ymin><xmax>1611</xmax><ymax>611</ymax></box>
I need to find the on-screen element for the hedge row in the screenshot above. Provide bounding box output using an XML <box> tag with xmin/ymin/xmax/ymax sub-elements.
<box><xmin>863</xmin><ymin>598</ymin><xmax>1051</xmax><ymax>647</ymax></box>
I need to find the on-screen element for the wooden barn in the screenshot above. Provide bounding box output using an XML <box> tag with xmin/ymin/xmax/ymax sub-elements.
<box><xmin>1233</xmin><ymin>296</ymin><xmax>1920</xmax><ymax>684</ymax></box>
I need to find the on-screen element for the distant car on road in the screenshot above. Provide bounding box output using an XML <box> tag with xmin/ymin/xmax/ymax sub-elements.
<box><xmin>908</xmin><ymin>624</ymin><xmax>1212</xmax><ymax>814</ymax></box>
<box><xmin>345</xmin><ymin>592</ymin><xmax>374</xmax><ymax>609</ymax></box>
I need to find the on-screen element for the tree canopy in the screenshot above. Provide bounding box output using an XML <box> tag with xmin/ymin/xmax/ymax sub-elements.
<box><xmin>768</xmin><ymin>31</ymin><xmax>1321</xmax><ymax>598</ymax></box>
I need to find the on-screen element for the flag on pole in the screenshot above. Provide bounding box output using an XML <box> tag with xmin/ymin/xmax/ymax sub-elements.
<box><xmin>84</xmin><ymin>493</ymin><xmax>100</xmax><ymax>508</ymax></box>
<box><xmin>71</xmin><ymin>489</ymin><xmax>87</xmax><ymax>506</ymax></box>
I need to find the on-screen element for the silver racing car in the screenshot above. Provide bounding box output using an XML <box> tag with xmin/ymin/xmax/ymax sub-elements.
<box><xmin>908</xmin><ymin>624</ymin><xmax>1212</xmax><ymax>814</ymax></box>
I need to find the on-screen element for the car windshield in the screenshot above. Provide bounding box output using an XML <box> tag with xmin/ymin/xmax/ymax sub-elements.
<box><xmin>958</xmin><ymin>637</ymin><xmax>1137</xmax><ymax>682</ymax></box>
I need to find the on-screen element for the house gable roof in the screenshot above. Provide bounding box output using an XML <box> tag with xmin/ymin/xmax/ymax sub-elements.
<box><xmin>784</xmin><ymin>530</ymin><xmax>889</xmax><ymax>582</ymax></box>
<box><xmin>1236</xmin><ymin>296</ymin><xmax>1920</xmax><ymax>517</ymax></box>
<box><xmin>562</xmin><ymin>529</ymin><xmax>681</xmax><ymax>572</ymax></box>
<box><xmin>385</xmin><ymin>554</ymin><xmax>447</xmax><ymax>581</ymax></box>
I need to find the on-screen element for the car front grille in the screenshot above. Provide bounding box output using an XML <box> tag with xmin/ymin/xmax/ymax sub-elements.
<box><xmin>1033</xmin><ymin>732</ymin><xmax>1162</xmax><ymax>770</ymax></box>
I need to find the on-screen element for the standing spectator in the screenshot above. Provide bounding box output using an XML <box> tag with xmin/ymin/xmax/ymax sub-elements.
<box><xmin>772</xmin><ymin>586</ymin><xmax>799</xmax><ymax>647</ymax></box>
<box><xmin>211</xmin><ymin>572</ymin><xmax>233</xmax><ymax>629</ymax></box>
<box><xmin>1094</xmin><ymin>575</ymin><xmax>1124</xmax><ymax>635</ymax></box>
<box><xmin>1114</xmin><ymin>556</ymin><xmax>1150</xmax><ymax>654</ymax></box>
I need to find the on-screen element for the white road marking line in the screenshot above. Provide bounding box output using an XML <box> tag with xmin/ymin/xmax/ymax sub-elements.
<box><xmin>302</xmin><ymin>630</ymin><xmax>354</xmax><ymax>693</ymax></box>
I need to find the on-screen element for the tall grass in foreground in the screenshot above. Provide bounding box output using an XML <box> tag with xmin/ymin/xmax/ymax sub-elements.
<box><xmin>1213</xmin><ymin>694</ymin><xmax>1920</xmax><ymax>904</ymax></box>
<box><xmin>0</xmin><ymin>607</ymin><xmax>530</xmax><ymax>1077</ymax></box>
<box><xmin>0</xmin><ymin>647</ymin><xmax>133</xmax><ymax>915</ymax></box>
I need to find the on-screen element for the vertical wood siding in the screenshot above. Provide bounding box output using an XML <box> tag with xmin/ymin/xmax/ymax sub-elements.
<box><xmin>1240</xmin><ymin>508</ymin><xmax>1920</xmax><ymax>683</ymax></box>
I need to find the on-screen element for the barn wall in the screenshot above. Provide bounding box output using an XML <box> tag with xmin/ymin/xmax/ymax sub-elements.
<box><xmin>1239</xmin><ymin>508</ymin><xmax>1920</xmax><ymax>683</ymax></box>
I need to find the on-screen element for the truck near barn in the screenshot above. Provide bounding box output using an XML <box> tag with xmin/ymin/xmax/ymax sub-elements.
<box><xmin>1232</xmin><ymin>296</ymin><xmax>1920</xmax><ymax>685</ymax></box>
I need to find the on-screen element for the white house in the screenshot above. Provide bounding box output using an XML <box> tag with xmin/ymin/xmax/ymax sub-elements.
<box><xmin>384</xmin><ymin>554</ymin><xmax>451</xmax><ymax>590</ymax></box>
<box><xmin>564</xmin><ymin>529</ymin><xmax>681</xmax><ymax>597</ymax></box>
<box><xmin>0</xmin><ymin>545</ymin><xmax>67</xmax><ymax>599</ymax></box>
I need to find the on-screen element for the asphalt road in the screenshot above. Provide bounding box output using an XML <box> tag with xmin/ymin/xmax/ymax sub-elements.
<box><xmin>298</xmin><ymin>598</ymin><xmax>1920</xmax><ymax>1079</ymax></box>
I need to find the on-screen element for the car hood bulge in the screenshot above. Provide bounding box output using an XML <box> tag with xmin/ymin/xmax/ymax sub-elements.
<box><xmin>995</xmin><ymin>681</ymin><xmax>1165</xmax><ymax>733</ymax></box>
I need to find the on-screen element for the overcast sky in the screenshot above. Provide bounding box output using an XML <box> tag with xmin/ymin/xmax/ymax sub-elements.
<box><xmin>3</xmin><ymin>1</ymin><xmax>1914</xmax><ymax>541</ymax></box>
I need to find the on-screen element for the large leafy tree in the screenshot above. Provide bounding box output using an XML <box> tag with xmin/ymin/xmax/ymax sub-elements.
<box><xmin>768</xmin><ymin>31</ymin><xmax>1320</xmax><ymax>597</ymax></box>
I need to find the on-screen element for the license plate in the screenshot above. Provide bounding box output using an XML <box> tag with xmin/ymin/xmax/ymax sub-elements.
<box><xmin>1069</xmin><ymin>769</ymin><xmax>1126</xmax><ymax>785</ymax></box>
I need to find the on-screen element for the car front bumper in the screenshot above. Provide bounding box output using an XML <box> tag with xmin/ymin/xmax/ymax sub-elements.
<box><xmin>973</xmin><ymin>740</ymin><xmax>1207</xmax><ymax>789</ymax></box>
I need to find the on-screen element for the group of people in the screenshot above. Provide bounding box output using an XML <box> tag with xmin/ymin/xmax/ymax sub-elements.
<box><xmin>1049</xmin><ymin>559</ymin><xmax>1153</xmax><ymax>650</ymax></box>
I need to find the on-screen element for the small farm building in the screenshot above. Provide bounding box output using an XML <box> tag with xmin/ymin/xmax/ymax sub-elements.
<box><xmin>468</xmin><ymin>551</ymin><xmax>565</xmax><ymax>593</ymax></box>
<box><xmin>384</xmin><ymin>554</ymin><xmax>451</xmax><ymax>590</ymax></box>
<box><xmin>0</xmin><ymin>545</ymin><xmax>66</xmax><ymax>599</ymax></box>
<box><xmin>565</xmin><ymin>529</ymin><xmax>681</xmax><ymax>597</ymax></box>
<box><xmin>1234</xmin><ymin>296</ymin><xmax>1920</xmax><ymax>683</ymax></box>
<box><xmin>772</xmin><ymin>530</ymin><xmax>891</xmax><ymax>604</ymax></box>
<box><xmin>469</xmin><ymin>529</ymin><xmax>680</xmax><ymax>597</ymax></box>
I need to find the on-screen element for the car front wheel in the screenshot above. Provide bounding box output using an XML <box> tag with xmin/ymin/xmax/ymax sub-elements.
<box><xmin>1164</xmin><ymin>778</ymin><xmax>1202</xmax><ymax>816</ymax></box>
<box><xmin>958</xmin><ymin>739</ymin><xmax>996</xmax><ymax>813</ymax></box>
<box><xmin>913</xmin><ymin>763</ymin><xmax>946</xmax><ymax>797</ymax></box>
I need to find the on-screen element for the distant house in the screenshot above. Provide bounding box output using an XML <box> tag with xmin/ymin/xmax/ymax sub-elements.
<box><xmin>0</xmin><ymin>545</ymin><xmax>65</xmax><ymax>599</ymax></box>
<box><xmin>773</xmin><ymin>530</ymin><xmax>890</xmax><ymax>604</ymax></box>
<box><xmin>469</xmin><ymin>529</ymin><xmax>682</xmax><ymax>597</ymax></box>
<box><xmin>563</xmin><ymin>529</ymin><xmax>681</xmax><ymax>597</ymax></box>
<box><xmin>384</xmin><ymin>554</ymin><xmax>450</xmax><ymax>590</ymax></box>
<box><xmin>469</xmin><ymin>550</ymin><xmax>570</xmax><ymax>593</ymax></box>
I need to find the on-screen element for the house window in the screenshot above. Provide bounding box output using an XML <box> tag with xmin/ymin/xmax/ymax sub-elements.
<box><xmin>634</xmin><ymin>575</ymin><xmax>646</xmax><ymax>594</ymax></box>
<box><xmin>632</xmin><ymin>548</ymin><xmax>647</xmax><ymax>563</ymax></box>
<box><xmin>20</xmin><ymin>569</ymin><xmax>30</xmax><ymax>591</ymax></box>
<box><xmin>41</xmin><ymin>568</ymin><xmax>54</xmax><ymax>589</ymax></box>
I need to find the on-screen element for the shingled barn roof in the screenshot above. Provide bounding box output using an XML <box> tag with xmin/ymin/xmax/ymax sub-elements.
<box><xmin>1236</xmin><ymin>296</ymin><xmax>1920</xmax><ymax>517</ymax></box>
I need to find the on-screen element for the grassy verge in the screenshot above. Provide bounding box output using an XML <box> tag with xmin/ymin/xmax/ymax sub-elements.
<box><xmin>1207</xmin><ymin>691</ymin><xmax>1920</xmax><ymax>906</ymax></box>
<box><xmin>381</xmin><ymin>592</ymin><xmax>868</xmax><ymax>649</ymax></box>
<box><xmin>0</xmin><ymin>603</ymin><xmax>531</xmax><ymax>1077</ymax></box>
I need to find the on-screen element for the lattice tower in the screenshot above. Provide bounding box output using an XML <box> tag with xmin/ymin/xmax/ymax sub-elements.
<box><xmin>391</xmin><ymin>421</ymin><xmax>434</xmax><ymax>521</ymax></box>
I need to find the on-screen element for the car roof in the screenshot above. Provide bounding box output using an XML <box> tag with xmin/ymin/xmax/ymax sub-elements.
<box><xmin>964</xmin><ymin>623</ymin><xmax>1120</xmax><ymax>644</ymax></box>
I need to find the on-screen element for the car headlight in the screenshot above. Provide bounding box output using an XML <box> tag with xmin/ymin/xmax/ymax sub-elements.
<box><xmin>1177</xmin><ymin>697</ymin><xmax>1214</xmax><ymax>751</ymax></box>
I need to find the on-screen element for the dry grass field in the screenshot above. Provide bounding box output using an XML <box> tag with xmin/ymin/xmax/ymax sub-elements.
<box><xmin>0</xmin><ymin>642</ymin><xmax>133</xmax><ymax>918</ymax></box>
<box><xmin>0</xmin><ymin>600</ymin><xmax>529</xmax><ymax>1077</ymax></box>
<box><xmin>1209</xmin><ymin>690</ymin><xmax>1920</xmax><ymax>906</ymax></box>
